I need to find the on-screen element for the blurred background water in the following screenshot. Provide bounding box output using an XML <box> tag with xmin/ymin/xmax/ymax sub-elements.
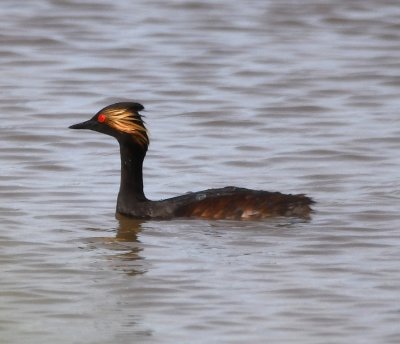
<box><xmin>1</xmin><ymin>1</ymin><xmax>400</xmax><ymax>343</ymax></box>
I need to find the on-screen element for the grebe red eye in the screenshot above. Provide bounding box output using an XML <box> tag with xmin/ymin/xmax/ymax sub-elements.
<box><xmin>98</xmin><ymin>114</ymin><xmax>106</xmax><ymax>123</ymax></box>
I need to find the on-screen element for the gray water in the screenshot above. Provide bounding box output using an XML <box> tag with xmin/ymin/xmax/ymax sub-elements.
<box><xmin>1</xmin><ymin>1</ymin><xmax>400</xmax><ymax>343</ymax></box>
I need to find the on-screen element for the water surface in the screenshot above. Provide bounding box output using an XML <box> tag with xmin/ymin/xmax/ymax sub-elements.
<box><xmin>1</xmin><ymin>1</ymin><xmax>400</xmax><ymax>343</ymax></box>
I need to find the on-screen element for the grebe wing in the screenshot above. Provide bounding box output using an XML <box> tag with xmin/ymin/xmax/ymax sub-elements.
<box><xmin>162</xmin><ymin>186</ymin><xmax>313</xmax><ymax>220</ymax></box>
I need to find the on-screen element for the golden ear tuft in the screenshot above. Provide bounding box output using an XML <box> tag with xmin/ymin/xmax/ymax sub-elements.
<box><xmin>105</xmin><ymin>107</ymin><xmax>149</xmax><ymax>148</ymax></box>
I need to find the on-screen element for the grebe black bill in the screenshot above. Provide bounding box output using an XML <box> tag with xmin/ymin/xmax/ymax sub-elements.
<box><xmin>69</xmin><ymin>102</ymin><xmax>314</xmax><ymax>220</ymax></box>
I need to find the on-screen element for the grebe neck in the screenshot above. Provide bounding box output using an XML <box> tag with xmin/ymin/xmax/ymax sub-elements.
<box><xmin>117</xmin><ymin>140</ymin><xmax>147</xmax><ymax>210</ymax></box>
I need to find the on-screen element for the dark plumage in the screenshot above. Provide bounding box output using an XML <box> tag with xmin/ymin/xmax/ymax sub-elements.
<box><xmin>70</xmin><ymin>102</ymin><xmax>314</xmax><ymax>220</ymax></box>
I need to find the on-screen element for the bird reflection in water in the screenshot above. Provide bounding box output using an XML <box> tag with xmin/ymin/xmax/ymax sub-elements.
<box><xmin>115</xmin><ymin>213</ymin><xmax>143</xmax><ymax>242</ymax></box>
<box><xmin>107</xmin><ymin>214</ymin><xmax>148</xmax><ymax>276</ymax></box>
<box><xmin>85</xmin><ymin>215</ymin><xmax>147</xmax><ymax>276</ymax></box>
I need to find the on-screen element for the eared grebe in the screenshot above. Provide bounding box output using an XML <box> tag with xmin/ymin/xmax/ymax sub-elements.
<box><xmin>69</xmin><ymin>102</ymin><xmax>314</xmax><ymax>220</ymax></box>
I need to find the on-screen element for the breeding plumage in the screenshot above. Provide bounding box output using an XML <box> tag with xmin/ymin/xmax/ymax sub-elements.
<box><xmin>70</xmin><ymin>102</ymin><xmax>314</xmax><ymax>220</ymax></box>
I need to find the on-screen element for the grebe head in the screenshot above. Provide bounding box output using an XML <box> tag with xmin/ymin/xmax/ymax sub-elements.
<box><xmin>69</xmin><ymin>102</ymin><xmax>149</xmax><ymax>150</ymax></box>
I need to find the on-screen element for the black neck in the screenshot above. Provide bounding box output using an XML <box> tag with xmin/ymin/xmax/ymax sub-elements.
<box><xmin>117</xmin><ymin>139</ymin><xmax>147</xmax><ymax>211</ymax></box>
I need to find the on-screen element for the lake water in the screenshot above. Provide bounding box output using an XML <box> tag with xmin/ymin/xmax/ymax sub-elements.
<box><xmin>1</xmin><ymin>1</ymin><xmax>400</xmax><ymax>343</ymax></box>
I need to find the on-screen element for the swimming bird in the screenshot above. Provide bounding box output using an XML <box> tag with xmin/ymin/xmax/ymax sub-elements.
<box><xmin>69</xmin><ymin>102</ymin><xmax>314</xmax><ymax>220</ymax></box>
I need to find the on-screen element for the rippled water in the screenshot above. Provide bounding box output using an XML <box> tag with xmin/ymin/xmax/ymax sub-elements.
<box><xmin>1</xmin><ymin>1</ymin><xmax>400</xmax><ymax>343</ymax></box>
